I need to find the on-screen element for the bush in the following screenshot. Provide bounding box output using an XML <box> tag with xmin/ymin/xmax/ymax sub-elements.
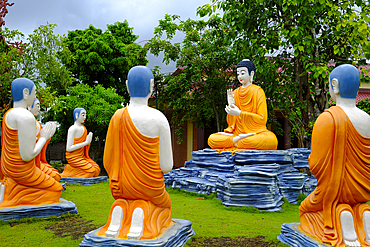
<box><xmin>358</xmin><ymin>98</ymin><xmax>370</xmax><ymax>114</ymax></box>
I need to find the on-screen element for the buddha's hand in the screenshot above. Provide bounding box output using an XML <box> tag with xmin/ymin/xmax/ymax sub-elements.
<box><xmin>40</xmin><ymin>122</ymin><xmax>57</xmax><ymax>140</ymax></box>
<box><xmin>227</xmin><ymin>89</ymin><xmax>235</xmax><ymax>106</ymax></box>
<box><xmin>225</xmin><ymin>104</ymin><xmax>241</xmax><ymax>116</ymax></box>
<box><xmin>86</xmin><ymin>132</ymin><xmax>93</xmax><ymax>144</ymax></box>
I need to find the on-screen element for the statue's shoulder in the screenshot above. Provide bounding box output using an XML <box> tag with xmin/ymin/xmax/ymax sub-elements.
<box><xmin>6</xmin><ymin>108</ymin><xmax>34</xmax><ymax>129</ymax></box>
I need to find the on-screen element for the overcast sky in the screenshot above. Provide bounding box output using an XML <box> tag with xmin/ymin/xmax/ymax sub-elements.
<box><xmin>3</xmin><ymin>0</ymin><xmax>211</xmax><ymax>74</ymax></box>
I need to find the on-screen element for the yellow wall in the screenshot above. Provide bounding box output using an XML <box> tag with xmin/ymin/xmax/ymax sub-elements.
<box><xmin>360</xmin><ymin>82</ymin><xmax>370</xmax><ymax>89</ymax></box>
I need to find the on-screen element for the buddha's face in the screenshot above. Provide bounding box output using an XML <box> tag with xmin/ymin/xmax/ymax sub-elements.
<box><xmin>29</xmin><ymin>100</ymin><xmax>40</xmax><ymax>116</ymax></box>
<box><xmin>76</xmin><ymin>110</ymin><xmax>86</xmax><ymax>124</ymax></box>
<box><xmin>237</xmin><ymin>67</ymin><xmax>252</xmax><ymax>86</ymax></box>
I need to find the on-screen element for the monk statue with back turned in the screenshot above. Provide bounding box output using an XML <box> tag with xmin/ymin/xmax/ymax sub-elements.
<box><xmin>299</xmin><ymin>64</ymin><xmax>370</xmax><ymax>247</ymax></box>
<box><xmin>0</xmin><ymin>78</ymin><xmax>62</xmax><ymax>207</ymax></box>
<box><xmin>61</xmin><ymin>108</ymin><xmax>100</xmax><ymax>178</ymax></box>
<box><xmin>208</xmin><ymin>59</ymin><xmax>278</xmax><ymax>151</ymax></box>
<box><xmin>98</xmin><ymin>66</ymin><xmax>173</xmax><ymax>240</ymax></box>
<box><xmin>29</xmin><ymin>98</ymin><xmax>61</xmax><ymax>182</ymax></box>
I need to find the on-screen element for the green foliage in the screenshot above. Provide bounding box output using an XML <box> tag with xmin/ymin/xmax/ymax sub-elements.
<box><xmin>358</xmin><ymin>98</ymin><xmax>370</xmax><ymax>114</ymax></box>
<box><xmin>199</xmin><ymin>0</ymin><xmax>370</xmax><ymax>147</ymax></box>
<box><xmin>146</xmin><ymin>14</ymin><xmax>240</xmax><ymax>142</ymax></box>
<box><xmin>49</xmin><ymin>160</ymin><xmax>65</xmax><ymax>173</ymax></box>
<box><xmin>43</xmin><ymin>84</ymin><xmax>125</xmax><ymax>162</ymax></box>
<box><xmin>61</xmin><ymin>21</ymin><xmax>148</xmax><ymax>100</ymax></box>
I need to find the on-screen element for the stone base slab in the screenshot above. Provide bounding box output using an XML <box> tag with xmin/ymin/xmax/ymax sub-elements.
<box><xmin>278</xmin><ymin>223</ymin><xmax>330</xmax><ymax>247</ymax></box>
<box><xmin>60</xmin><ymin>176</ymin><xmax>108</xmax><ymax>185</ymax></box>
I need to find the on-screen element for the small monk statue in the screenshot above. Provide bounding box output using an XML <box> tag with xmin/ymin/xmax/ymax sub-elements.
<box><xmin>98</xmin><ymin>66</ymin><xmax>173</xmax><ymax>240</ymax></box>
<box><xmin>61</xmin><ymin>108</ymin><xmax>100</xmax><ymax>178</ymax></box>
<box><xmin>208</xmin><ymin>59</ymin><xmax>278</xmax><ymax>151</ymax></box>
<box><xmin>29</xmin><ymin>98</ymin><xmax>61</xmax><ymax>182</ymax></box>
<box><xmin>0</xmin><ymin>78</ymin><xmax>62</xmax><ymax>207</ymax></box>
<box><xmin>299</xmin><ymin>64</ymin><xmax>370</xmax><ymax>247</ymax></box>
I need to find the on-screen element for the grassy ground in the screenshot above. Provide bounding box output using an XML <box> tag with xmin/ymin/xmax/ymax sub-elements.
<box><xmin>0</xmin><ymin>181</ymin><xmax>299</xmax><ymax>246</ymax></box>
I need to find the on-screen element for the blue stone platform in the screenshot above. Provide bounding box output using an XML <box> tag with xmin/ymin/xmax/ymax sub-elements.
<box><xmin>0</xmin><ymin>199</ymin><xmax>78</xmax><ymax>221</ymax></box>
<box><xmin>278</xmin><ymin>223</ymin><xmax>330</xmax><ymax>247</ymax></box>
<box><xmin>60</xmin><ymin>176</ymin><xmax>108</xmax><ymax>185</ymax></box>
<box><xmin>79</xmin><ymin>218</ymin><xmax>195</xmax><ymax>247</ymax></box>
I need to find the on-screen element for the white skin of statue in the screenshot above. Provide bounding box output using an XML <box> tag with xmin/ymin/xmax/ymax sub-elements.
<box><xmin>29</xmin><ymin>99</ymin><xmax>41</xmax><ymax>134</ymax></box>
<box><xmin>66</xmin><ymin>110</ymin><xmax>93</xmax><ymax>152</ymax></box>
<box><xmin>5</xmin><ymin>86</ymin><xmax>56</xmax><ymax>161</ymax></box>
<box><xmin>218</xmin><ymin>59</ymin><xmax>256</xmax><ymax>146</ymax></box>
<box><xmin>105</xmin><ymin>78</ymin><xmax>173</xmax><ymax>240</ymax></box>
<box><xmin>330</xmin><ymin>78</ymin><xmax>370</xmax><ymax>247</ymax></box>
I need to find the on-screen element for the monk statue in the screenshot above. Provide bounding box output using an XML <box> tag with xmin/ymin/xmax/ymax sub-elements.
<box><xmin>98</xmin><ymin>66</ymin><xmax>173</xmax><ymax>240</ymax></box>
<box><xmin>207</xmin><ymin>59</ymin><xmax>278</xmax><ymax>151</ymax></box>
<box><xmin>0</xmin><ymin>78</ymin><xmax>62</xmax><ymax>207</ymax></box>
<box><xmin>29</xmin><ymin>98</ymin><xmax>61</xmax><ymax>182</ymax></box>
<box><xmin>60</xmin><ymin>108</ymin><xmax>100</xmax><ymax>178</ymax></box>
<box><xmin>299</xmin><ymin>64</ymin><xmax>370</xmax><ymax>247</ymax></box>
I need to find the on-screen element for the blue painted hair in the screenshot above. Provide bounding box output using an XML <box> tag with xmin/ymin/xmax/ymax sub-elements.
<box><xmin>11</xmin><ymin>78</ymin><xmax>35</xmax><ymax>102</ymax></box>
<box><xmin>73</xmin><ymin>108</ymin><xmax>86</xmax><ymax>122</ymax></box>
<box><xmin>127</xmin><ymin>66</ymin><xmax>154</xmax><ymax>97</ymax></box>
<box><xmin>31</xmin><ymin>98</ymin><xmax>39</xmax><ymax>108</ymax></box>
<box><xmin>237</xmin><ymin>60</ymin><xmax>256</xmax><ymax>76</ymax></box>
<box><xmin>329</xmin><ymin>64</ymin><xmax>360</xmax><ymax>99</ymax></box>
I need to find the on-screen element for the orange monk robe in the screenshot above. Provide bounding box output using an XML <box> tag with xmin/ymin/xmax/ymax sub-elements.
<box><xmin>0</xmin><ymin>110</ymin><xmax>62</xmax><ymax>208</ymax></box>
<box><xmin>208</xmin><ymin>84</ymin><xmax>278</xmax><ymax>151</ymax></box>
<box><xmin>299</xmin><ymin>106</ymin><xmax>370</xmax><ymax>247</ymax></box>
<box><xmin>35</xmin><ymin>121</ymin><xmax>61</xmax><ymax>182</ymax></box>
<box><xmin>61</xmin><ymin>125</ymin><xmax>100</xmax><ymax>178</ymax></box>
<box><xmin>98</xmin><ymin>107</ymin><xmax>172</xmax><ymax>239</ymax></box>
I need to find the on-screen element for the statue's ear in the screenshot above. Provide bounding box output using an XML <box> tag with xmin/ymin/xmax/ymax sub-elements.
<box><xmin>126</xmin><ymin>80</ymin><xmax>130</xmax><ymax>94</ymax></box>
<box><xmin>331</xmin><ymin>78</ymin><xmax>339</xmax><ymax>94</ymax></box>
<box><xmin>149</xmin><ymin>79</ymin><xmax>154</xmax><ymax>96</ymax></box>
<box><xmin>250</xmin><ymin>70</ymin><xmax>255</xmax><ymax>81</ymax></box>
<box><xmin>75</xmin><ymin>113</ymin><xmax>79</xmax><ymax>121</ymax></box>
<box><xmin>23</xmin><ymin>88</ymin><xmax>29</xmax><ymax>100</ymax></box>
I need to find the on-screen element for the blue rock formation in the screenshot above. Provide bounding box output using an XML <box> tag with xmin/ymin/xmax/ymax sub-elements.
<box><xmin>164</xmin><ymin>149</ymin><xmax>317</xmax><ymax>211</ymax></box>
<box><xmin>0</xmin><ymin>199</ymin><xmax>78</xmax><ymax>221</ymax></box>
<box><xmin>288</xmin><ymin>148</ymin><xmax>311</xmax><ymax>169</ymax></box>
<box><xmin>60</xmin><ymin>176</ymin><xmax>108</xmax><ymax>185</ymax></box>
<box><xmin>278</xmin><ymin>223</ymin><xmax>330</xmax><ymax>247</ymax></box>
<box><xmin>79</xmin><ymin>218</ymin><xmax>195</xmax><ymax>247</ymax></box>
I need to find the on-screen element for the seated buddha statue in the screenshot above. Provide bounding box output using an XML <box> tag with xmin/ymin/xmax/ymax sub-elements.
<box><xmin>0</xmin><ymin>78</ymin><xmax>62</xmax><ymax>208</ymax></box>
<box><xmin>299</xmin><ymin>64</ymin><xmax>370</xmax><ymax>247</ymax></box>
<box><xmin>97</xmin><ymin>66</ymin><xmax>173</xmax><ymax>240</ymax></box>
<box><xmin>60</xmin><ymin>108</ymin><xmax>100</xmax><ymax>178</ymax></box>
<box><xmin>29</xmin><ymin>98</ymin><xmax>61</xmax><ymax>182</ymax></box>
<box><xmin>207</xmin><ymin>59</ymin><xmax>278</xmax><ymax>151</ymax></box>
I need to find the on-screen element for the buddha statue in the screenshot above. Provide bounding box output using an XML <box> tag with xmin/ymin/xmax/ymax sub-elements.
<box><xmin>0</xmin><ymin>78</ymin><xmax>62</xmax><ymax>207</ymax></box>
<box><xmin>29</xmin><ymin>98</ymin><xmax>61</xmax><ymax>182</ymax></box>
<box><xmin>98</xmin><ymin>66</ymin><xmax>173</xmax><ymax>240</ymax></box>
<box><xmin>207</xmin><ymin>59</ymin><xmax>278</xmax><ymax>151</ymax></box>
<box><xmin>299</xmin><ymin>64</ymin><xmax>370</xmax><ymax>247</ymax></box>
<box><xmin>60</xmin><ymin>108</ymin><xmax>100</xmax><ymax>178</ymax></box>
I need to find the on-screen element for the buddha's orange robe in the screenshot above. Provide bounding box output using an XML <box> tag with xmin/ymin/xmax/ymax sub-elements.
<box><xmin>98</xmin><ymin>107</ymin><xmax>172</xmax><ymax>239</ymax></box>
<box><xmin>299</xmin><ymin>106</ymin><xmax>370</xmax><ymax>247</ymax></box>
<box><xmin>35</xmin><ymin>121</ymin><xmax>61</xmax><ymax>182</ymax></box>
<box><xmin>61</xmin><ymin>126</ymin><xmax>100</xmax><ymax>178</ymax></box>
<box><xmin>0</xmin><ymin>110</ymin><xmax>62</xmax><ymax>208</ymax></box>
<box><xmin>208</xmin><ymin>84</ymin><xmax>277</xmax><ymax>151</ymax></box>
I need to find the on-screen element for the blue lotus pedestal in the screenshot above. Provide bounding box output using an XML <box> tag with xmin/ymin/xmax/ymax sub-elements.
<box><xmin>79</xmin><ymin>218</ymin><xmax>195</xmax><ymax>247</ymax></box>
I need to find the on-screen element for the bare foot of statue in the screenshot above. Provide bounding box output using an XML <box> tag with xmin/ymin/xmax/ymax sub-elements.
<box><xmin>105</xmin><ymin>206</ymin><xmax>124</xmax><ymax>238</ymax></box>
<box><xmin>341</xmin><ymin>210</ymin><xmax>361</xmax><ymax>247</ymax></box>
<box><xmin>0</xmin><ymin>182</ymin><xmax>4</xmax><ymax>204</ymax></box>
<box><xmin>233</xmin><ymin>133</ymin><xmax>256</xmax><ymax>146</ymax></box>
<box><xmin>363</xmin><ymin>211</ymin><xmax>370</xmax><ymax>244</ymax></box>
<box><xmin>127</xmin><ymin>207</ymin><xmax>144</xmax><ymax>240</ymax></box>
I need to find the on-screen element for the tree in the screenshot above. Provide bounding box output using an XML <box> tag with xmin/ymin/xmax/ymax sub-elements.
<box><xmin>43</xmin><ymin>83</ymin><xmax>125</xmax><ymax>164</ymax></box>
<box><xmin>198</xmin><ymin>0</ymin><xmax>370</xmax><ymax>147</ymax></box>
<box><xmin>61</xmin><ymin>21</ymin><xmax>148</xmax><ymax>100</ymax></box>
<box><xmin>146</xmin><ymin>14</ymin><xmax>242</xmax><ymax>142</ymax></box>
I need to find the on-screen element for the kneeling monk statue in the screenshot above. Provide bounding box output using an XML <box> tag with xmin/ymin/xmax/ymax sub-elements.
<box><xmin>98</xmin><ymin>66</ymin><xmax>173</xmax><ymax>240</ymax></box>
<box><xmin>208</xmin><ymin>59</ymin><xmax>278</xmax><ymax>151</ymax></box>
<box><xmin>61</xmin><ymin>108</ymin><xmax>100</xmax><ymax>178</ymax></box>
<box><xmin>29</xmin><ymin>98</ymin><xmax>61</xmax><ymax>182</ymax></box>
<box><xmin>0</xmin><ymin>78</ymin><xmax>62</xmax><ymax>207</ymax></box>
<box><xmin>299</xmin><ymin>64</ymin><xmax>370</xmax><ymax>247</ymax></box>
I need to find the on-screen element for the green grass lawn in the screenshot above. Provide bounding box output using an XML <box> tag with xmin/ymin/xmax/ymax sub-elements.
<box><xmin>0</xmin><ymin>181</ymin><xmax>299</xmax><ymax>246</ymax></box>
